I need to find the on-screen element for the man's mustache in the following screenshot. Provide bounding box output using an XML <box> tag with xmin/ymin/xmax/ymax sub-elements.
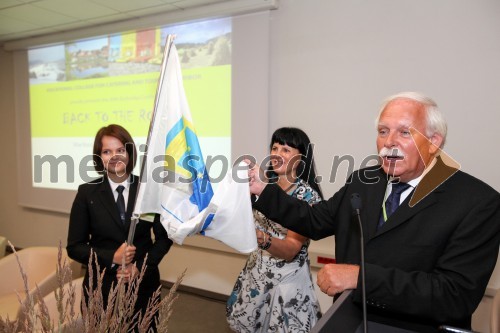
<box><xmin>378</xmin><ymin>147</ymin><xmax>405</xmax><ymax>158</ymax></box>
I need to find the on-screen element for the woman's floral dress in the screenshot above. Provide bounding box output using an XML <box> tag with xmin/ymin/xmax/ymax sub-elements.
<box><xmin>227</xmin><ymin>179</ymin><xmax>322</xmax><ymax>333</ymax></box>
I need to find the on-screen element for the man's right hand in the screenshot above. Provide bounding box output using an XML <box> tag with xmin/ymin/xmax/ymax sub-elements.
<box><xmin>317</xmin><ymin>263</ymin><xmax>359</xmax><ymax>296</ymax></box>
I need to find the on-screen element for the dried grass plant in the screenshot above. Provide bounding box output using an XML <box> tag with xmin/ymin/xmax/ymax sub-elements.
<box><xmin>0</xmin><ymin>242</ymin><xmax>185</xmax><ymax>333</ymax></box>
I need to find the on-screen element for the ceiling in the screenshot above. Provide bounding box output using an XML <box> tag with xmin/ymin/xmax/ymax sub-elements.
<box><xmin>0</xmin><ymin>0</ymin><xmax>236</xmax><ymax>45</ymax></box>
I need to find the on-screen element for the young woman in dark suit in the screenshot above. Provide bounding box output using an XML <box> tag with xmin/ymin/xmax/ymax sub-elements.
<box><xmin>67</xmin><ymin>124</ymin><xmax>172</xmax><ymax>329</ymax></box>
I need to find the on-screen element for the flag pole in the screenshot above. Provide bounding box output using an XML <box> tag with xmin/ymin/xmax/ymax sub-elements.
<box><xmin>127</xmin><ymin>34</ymin><xmax>176</xmax><ymax>245</ymax></box>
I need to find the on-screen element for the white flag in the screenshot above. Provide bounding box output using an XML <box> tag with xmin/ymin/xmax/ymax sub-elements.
<box><xmin>133</xmin><ymin>36</ymin><xmax>256</xmax><ymax>253</ymax></box>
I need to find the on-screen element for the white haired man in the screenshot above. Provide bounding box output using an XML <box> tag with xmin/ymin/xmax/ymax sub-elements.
<box><xmin>248</xmin><ymin>92</ymin><xmax>500</xmax><ymax>331</ymax></box>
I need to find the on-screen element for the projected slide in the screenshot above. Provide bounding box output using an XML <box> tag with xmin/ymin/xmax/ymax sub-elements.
<box><xmin>28</xmin><ymin>18</ymin><xmax>231</xmax><ymax>190</ymax></box>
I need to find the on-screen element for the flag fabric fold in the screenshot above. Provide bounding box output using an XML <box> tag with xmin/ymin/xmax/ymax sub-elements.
<box><xmin>132</xmin><ymin>39</ymin><xmax>256</xmax><ymax>253</ymax></box>
<box><xmin>167</xmin><ymin>162</ymin><xmax>256</xmax><ymax>253</ymax></box>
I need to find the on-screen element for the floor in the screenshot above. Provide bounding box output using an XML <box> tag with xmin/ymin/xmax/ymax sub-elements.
<box><xmin>165</xmin><ymin>288</ymin><xmax>234</xmax><ymax>333</ymax></box>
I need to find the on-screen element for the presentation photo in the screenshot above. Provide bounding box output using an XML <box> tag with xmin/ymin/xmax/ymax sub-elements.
<box><xmin>28</xmin><ymin>18</ymin><xmax>232</xmax><ymax>190</ymax></box>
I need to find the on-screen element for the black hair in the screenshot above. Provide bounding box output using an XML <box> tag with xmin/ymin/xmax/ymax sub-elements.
<box><xmin>267</xmin><ymin>127</ymin><xmax>323</xmax><ymax>199</ymax></box>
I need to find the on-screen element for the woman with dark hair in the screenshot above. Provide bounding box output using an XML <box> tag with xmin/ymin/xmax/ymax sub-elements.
<box><xmin>227</xmin><ymin>127</ymin><xmax>323</xmax><ymax>333</ymax></box>
<box><xmin>67</xmin><ymin>124</ymin><xmax>172</xmax><ymax>330</ymax></box>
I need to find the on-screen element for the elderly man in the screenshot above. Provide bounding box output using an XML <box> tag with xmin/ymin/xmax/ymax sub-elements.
<box><xmin>249</xmin><ymin>92</ymin><xmax>500</xmax><ymax>331</ymax></box>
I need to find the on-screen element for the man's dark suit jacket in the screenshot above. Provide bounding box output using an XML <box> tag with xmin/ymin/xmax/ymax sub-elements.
<box><xmin>253</xmin><ymin>157</ymin><xmax>500</xmax><ymax>331</ymax></box>
<box><xmin>67</xmin><ymin>174</ymin><xmax>172</xmax><ymax>310</ymax></box>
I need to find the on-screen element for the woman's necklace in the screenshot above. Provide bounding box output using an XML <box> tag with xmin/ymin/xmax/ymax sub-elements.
<box><xmin>282</xmin><ymin>181</ymin><xmax>297</xmax><ymax>193</ymax></box>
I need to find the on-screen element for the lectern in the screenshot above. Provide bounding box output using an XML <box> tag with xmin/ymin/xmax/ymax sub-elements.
<box><xmin>310</xmin><ymin>290</ymin><xmax>438</xmax><ymax>333</ymax></box>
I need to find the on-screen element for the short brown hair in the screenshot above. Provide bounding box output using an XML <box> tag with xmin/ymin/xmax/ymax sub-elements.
<box><xmin>92</xmin><ymin>124</ymin><xmax>137</xmax><ymax>175</ymax></box>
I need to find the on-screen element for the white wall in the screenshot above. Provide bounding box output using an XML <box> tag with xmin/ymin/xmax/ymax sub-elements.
<box><xmin>1</xmin><ymin>0</ymin><xmax>499</xmax><ymax>331</ymax></box>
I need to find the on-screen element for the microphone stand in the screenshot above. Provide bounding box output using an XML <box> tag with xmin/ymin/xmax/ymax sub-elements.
<box><xmin>351</xmin><ymin>193</ymin><xmax>368</xmax><ymax>333</ymax></box>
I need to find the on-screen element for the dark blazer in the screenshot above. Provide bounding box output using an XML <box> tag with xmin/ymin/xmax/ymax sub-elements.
<box><xmin>254</xmin><ymin>157</ymin><xmax>500</xmax><ymax>331</ymax></box>
<box><xmin>67</xmin><ymin>174</ymin><xmax>172</xmax><ymax>309</ymax></box>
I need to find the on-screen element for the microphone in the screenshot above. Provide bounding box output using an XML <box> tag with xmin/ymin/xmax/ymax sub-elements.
<box><xmin>350</xmin><ymin>193</ymin><xmax>368</xmax><ymax>333</ymax></box>
<box><xmin>350</xmin><ymin>192</ymin><xmax>362</xmax><ymax>214</ymax></box>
